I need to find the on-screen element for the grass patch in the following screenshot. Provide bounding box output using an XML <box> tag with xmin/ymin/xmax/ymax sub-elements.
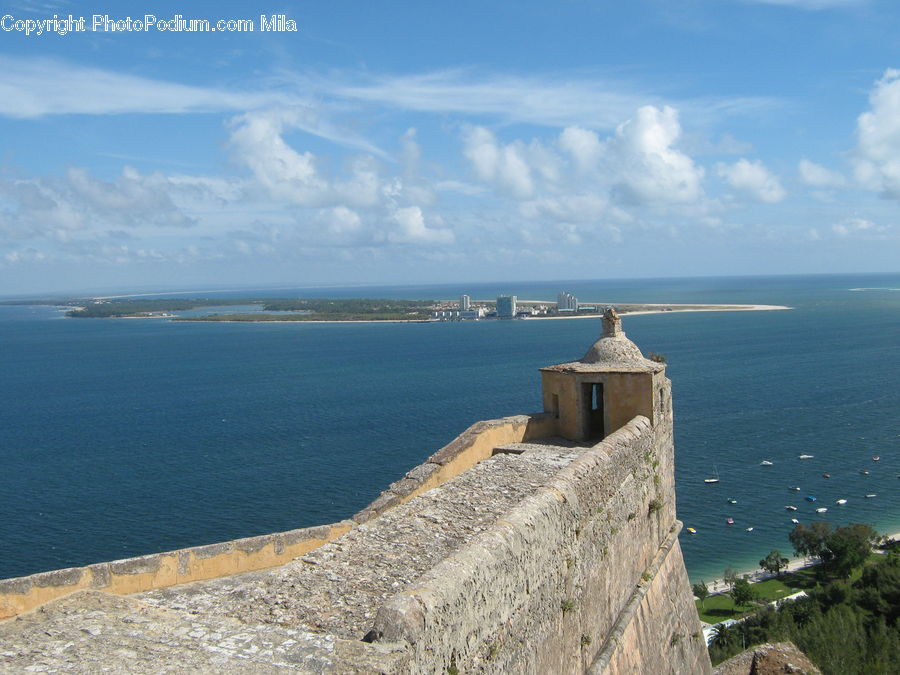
<box><xmin>696</xmin><ymin>574</ymin><xmax>811</xmax><ymax>623</ymax></box>
<box><xmin>696</xmin><ymin>554</ymin><xmax>885</xmax><ymax>624</ymax></box>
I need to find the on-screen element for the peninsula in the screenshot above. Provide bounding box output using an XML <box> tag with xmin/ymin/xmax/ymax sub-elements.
<box><xmin>1</xmin><ymin>296</ymin><xmax>790</xmax><ymax>322</ymax></box>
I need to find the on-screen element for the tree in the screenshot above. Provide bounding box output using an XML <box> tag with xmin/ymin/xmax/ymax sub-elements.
<box><xmin>821</xmin><ymin>523</ymin><xmax>879</xmax><ymax>578</ymax></box>
<box><xmin>759</xmin><ymin>550</ymin><xmax>790</xmax><ymax>577</ymax></box>
<box><xmin>789</xmin><ymin>521</ymin><xmax>833</xmax><ymax>559</ymax></box>
<box><xmin>731</xmin><ymin>577</ymin><xmax>756</xmax><ymax>609</ymax></box>
<box><xmin>693</xmin><ymin>581</ymin><xmax>710</xmax><ymax>608</ymax></box>
<box><xmin>723</xmin><ymin>567</ymin><xmax>739</xmax><ymax>591</ymax></box>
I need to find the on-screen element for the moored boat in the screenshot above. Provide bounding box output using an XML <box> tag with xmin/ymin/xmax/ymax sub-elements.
<box><xmin>687</xmin><ymin>527</ymin><xmax>697</xmax><ymax>534</ymax></box>
<box><xmin>791</xmin><ymin>518</ymin><xmax>800</xmax><ymax>524</ymax></box>
<box><xmin>865</xmin><ymin>494</ymin><xmax>877</xmax><ymax>498</ymax></box>
<box><xmin>799</xmin><ymin>454</ymin><xmax>814</xmax><ymax>459</ymax></box>
<box><xmin>785</xmin><ymin>505</ymin><xmax>798</xmax><ymax>511</ymax></box>
<box><xmin>726</xmin><ymin>517</ymin><xmax>734</xmax><ymax>525</ymax></box>
<box><xmin>836</xmin><ymin>499</ymin><xmax>847</xmax><ymax>505</ymax></box>
<box><xmin>805</xmin><ymin>495</ymin><xmax>817</xmax><ymax>502</ymax></box>
<box><xmin>760</xmin><ymin>460</ymin><xmax>774</xmax><ymax>466</ymax></box>
<box><xmin>816</xmin><ymin>507</ymin><xmax>828</xmax><ymax>513</ymax></box>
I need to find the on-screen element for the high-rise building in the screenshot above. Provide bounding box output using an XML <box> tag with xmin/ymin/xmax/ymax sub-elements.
<box><xmin>460</xmin><ymin>294</ymin><xmax>471</xmax><ymax>311</ymax></box>
<box><xmin>496</xmin><ymin>295</ymin><xmax>517</xmax><ymax>318</ymax></box>
<box><xmin>557</xmin><ymin>292</ymin><xmax>578</xmax><ymax>312</ymax></box>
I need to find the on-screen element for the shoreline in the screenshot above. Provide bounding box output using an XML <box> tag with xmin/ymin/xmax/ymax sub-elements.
<box><xmin>697</xmin><ymin>529</ymin><xmax>900</xmax><ymax>596</ymax></box>
<box><xmin>159</xmin><ymin>303</ymin><xmax>792</xmax><ymax>324</ymax></box>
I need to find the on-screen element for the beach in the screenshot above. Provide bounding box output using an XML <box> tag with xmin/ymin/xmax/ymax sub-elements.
<box><xmin>698</xmin><ymin>529</ymin><xmax>900</xmax><ymax>596</ymax></box>
<box><xmin>166</xmin><ymin>302</ymin><xmax>793</xmax><ymax>323</ymax></box>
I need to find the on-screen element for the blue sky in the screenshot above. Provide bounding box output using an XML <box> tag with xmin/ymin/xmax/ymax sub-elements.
<box><xmin>0</xmin><ymin>0</ymin><xmax>898</xmax><ymax>294</ymax></box>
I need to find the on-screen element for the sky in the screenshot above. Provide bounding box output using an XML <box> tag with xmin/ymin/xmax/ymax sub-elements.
<box><xmin>0</xmin><ymin>0</ymin><xmax>898</xmax><ymax>295</ymax></box>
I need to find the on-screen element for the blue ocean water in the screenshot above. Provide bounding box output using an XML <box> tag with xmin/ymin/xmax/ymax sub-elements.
<box><xmin>1</xmin><ymin>274</ymin><xmax>898</xmax><ymax>583</ymax></box>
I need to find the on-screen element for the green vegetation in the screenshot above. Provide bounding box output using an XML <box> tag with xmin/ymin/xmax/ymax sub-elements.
<box><xmin>790</xmin><ymin>522</ymin><xmax>879</xmax><ymax>579</ymax></box>
<box><xmin>708</xmin><ymin>546</ymin><xmax>900</xmax><ymax>674</ymax></box>
<box><xmin>692</xmin><ymin>581</ymin><xmax>710</xmax><ymax>609</ymax></box>
<box><xmin>730</xmin><ymin>578</ymin><xmax>756</xmax><ymax>608</ymax></box>
<box><xmin>60</xmin><ymin>297</ymin><xmax>439</xmax><ymax>321</ymax></box>
<box><xmin>66</xmin><ymin>298</ymin><xmax>257</xmax><ymax>317</ymax></box>
<box><xmin>759</xmin><ymin>550</ymin><xmax>790</xmax><ymax>577</ymax></box>
<box><xmin>696</xmin><ymin>575</ymin><xmax>805</xmax><ymax>624</ymax></box>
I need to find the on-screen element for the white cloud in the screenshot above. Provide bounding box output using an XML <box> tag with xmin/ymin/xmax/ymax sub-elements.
<box><xmin>315</xmin><ymin>68</ymin><xmax>779</xmax><ymax>130</ymax></box>
<box><xmin>228</xmin><ymin>109</ymin><xmax>333</xmax><ymax>206</ymax></box>
<box><xmin>462</xmin><ymin>106</ymin><xmax>704</xmax><ymax>211</ymax></box>
<box><xmin>0</xmin><ymin>56</ymin><xmax>385</xmax><ymax>156</ymax></box>
<box><xmin>388</xmin><ymin>206</ymin><xmax>454</xmax><ymax>245</ymax></box>
<box><xmin>607</xmin><ymin>106</ymin><xmax>705</xmax><ymax>205</ymax></box>
<box><xmin>462</xmin><ymin>127</ymin><xmax>535</xmax><ymax>199</ymax></box>
<box><xmin>798</xmin><ymin>159</ymin><xmax>846</xmax><ymax>188</ymax></box>
<box><xmin>854</xmin><ymin>69</ymin><xmax>900</xmax><ymax>199</ymax></box>
<box><xmin>0</xmin><ymin>56</ymin><xmax>282</xmax><ymax>118</ymax></box>
<box><xmin>831</xmin><ymin>217</ymin><xmax>890</xmax><ymax>237</ymax></box>
<box><xmin>559</xmin><ymin>127</ymin><xmax>604</xmax><ymax>173</ymax></box>
<box><xmin>717</xmin><ymin>158</ymin><xmax>787</xmax><ymax>203</ymax></box>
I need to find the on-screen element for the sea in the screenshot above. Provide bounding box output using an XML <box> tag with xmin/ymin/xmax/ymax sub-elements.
<box><xmin>1</xmin><ymin>274</ymin><xmax>898</xmax><ymax>584</ymax></box>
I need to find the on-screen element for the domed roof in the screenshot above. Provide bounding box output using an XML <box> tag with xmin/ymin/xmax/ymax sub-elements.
<box><xmin>579</xmin><ymin>308</ymin><xmax>660</xmax><ymax>370</ymax></box>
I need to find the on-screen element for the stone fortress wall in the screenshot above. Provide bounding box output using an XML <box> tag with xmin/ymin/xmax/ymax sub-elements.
<box><xmin>0</xmin><ymin>310</ymin><xmax>711</xmax><ymax>674</ymax></box>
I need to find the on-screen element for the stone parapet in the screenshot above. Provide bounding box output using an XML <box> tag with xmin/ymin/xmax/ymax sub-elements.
<box><xmin>0</xmin><ymin>520</ymin><xmax>352</xmax><ymax>620</ymax></box>
<box><xmin>353</xmin><ymin>411</ymin><xmax>557</xmax><ymax>523</ymax></box>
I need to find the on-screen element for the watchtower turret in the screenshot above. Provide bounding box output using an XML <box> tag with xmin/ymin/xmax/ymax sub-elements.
<box><xmin>540</xmin><ymin>308</ymin><xmax>668</xmax><ymax>442</ymax></box>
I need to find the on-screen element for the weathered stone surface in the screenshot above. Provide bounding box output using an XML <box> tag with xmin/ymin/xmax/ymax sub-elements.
<box><xmin>108</xmin><ymin>554</ymin><xmax>163</xmax><ymax>576</ymax></box>
<box><xmin>139</xmin><ymin>446</ymin><xmax>581</xmax><ymax>641</ymax></box>
<box><xmin>33</xmin><ymin>567</ymin><xmax>84</xmax><ymax>588</ymax></box>
<box><xmin>0</xmin><ymin>577</ymin><xmax>31</xmax><ymax>595</ymax></box>
<box><xmin>234</xmin><ymin>535</ymin><xmax>271</xmax><ymax>554</ymax></box>
<box><xmin>189</xmin><ymin>541</ymin><xmax>233</xmax><ymax>560</ymax></box>
<box><xmin>713</xmin><ymin>641</ymin><xmax>821</xmax><ymax>675</ymax></box>
<box><xmin>0</xmin><ymin>591</ymin><xmax>344</xmax><ymax>673</ymax></box>
<box><xmin>88</xmin><ymin>563</ymin><xmax>111</xmax><ymax>589</ymax></box>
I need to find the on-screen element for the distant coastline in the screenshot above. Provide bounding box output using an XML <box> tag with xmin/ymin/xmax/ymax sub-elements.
<box><xmin>165</xmin><ymin>303</ymin><xmax>791</xmax><ymax>323</ymax></box>
<box><xmin>1</xmin><ymin>297</ymin><xmax>792</xmax><ymax>323</ymax></box>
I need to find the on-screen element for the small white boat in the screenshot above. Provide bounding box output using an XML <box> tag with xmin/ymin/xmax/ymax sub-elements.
<box><xmin>799</xmin><ymin>454</ymin><xmax>814</xmax><ymax>459</ymax></box>
<box><xmin>760</xmin><ymin>460</ymin><xmax>774</xmax><ymax>466</ymax></box>
<box><xmin>865</xmin><ymin>494</ymin><xmax>877</xmax><ymax>498</ymax></box>
<box><xmin>790</xmin><ymin>486</ymin><xmax>801</xmax><ymax>491</ymax></box>
<box><xmin>860</xmin><ymin>469</ymin><xmax>870</xmax><ymax>475</ymax></box>
<box><xmin>746</xmin><ymin>527</ymin><xmax>754</xmax><ymax>532</ymax></box>
<box><xmin>791</xmin><ymin>518</ymin><xmax>800</xmax><ymax>524</ymax></box>
<box><xmin>687</xmin><ymin>527</ymin><xmax>697</xmax><ymax>534</ymax></box>
<box><xmin>836</xmin><ymin>499</ymin><xmax>847</xmax><ymax>505</ymax></box>
<box><xmin>815</xmin><ymin>507</ymin><xmax>828</xmax><ymax>513</ymax></box>
<box><xmin>785</xmin><ymin>505</ymin><xmax>798</xmax><ymax>511</ymax></box>
<box><xmin>873</xmin><ymin>456</ymin><xmax>880</xmax><ymax>461</ymax></box>
<box><xmin>704</xmin><ymin>464</ymin><xmax>720</xmax><ymax>484</ymax></box>
<box><xmin>727</xmin><ymin>498</ymin><xmax>737</xmax><ymax>504</ymax></box>
<box><xmin>726</xmin><ymin>517</ymin><xmax>735</xmax><ymax>525</ymax></box>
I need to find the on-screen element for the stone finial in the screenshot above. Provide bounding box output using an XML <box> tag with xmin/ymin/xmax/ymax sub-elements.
<box><xmin>601</xmin><ymin>307</ymin><xmax>624</xmax><ymax>338</ymax></box>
